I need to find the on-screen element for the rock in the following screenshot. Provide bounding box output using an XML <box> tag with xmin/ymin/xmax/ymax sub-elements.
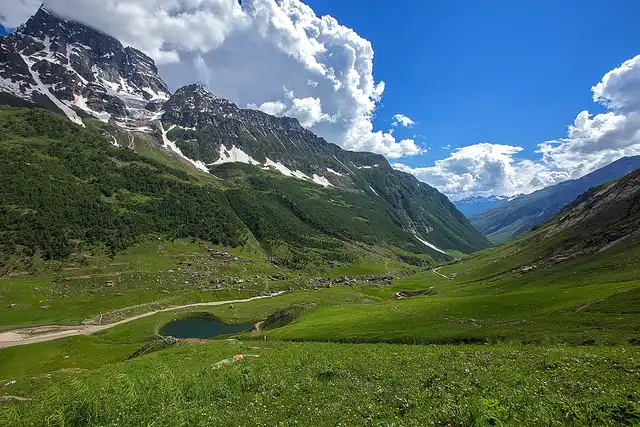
<box><xmin>0</xmin><ymin>396</ymin><xmax>31</xmax><ymax>403</ymax></box>
<box><xmin>7</xmin><ymin>303</ymin><xmax>16</xmax><ymax>309</ymax></box>
<box><xmin>3</xmin><ymin>380</ymin><xmax>16</xmax><ymax>387</ymax></box>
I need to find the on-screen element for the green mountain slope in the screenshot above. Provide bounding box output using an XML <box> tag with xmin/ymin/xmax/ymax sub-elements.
<box><xmin>0</xmin><ymin>107</ymin><xmax>479</xmax><ymax>273</ymax></box>
<box><xmin>469</xmin><ymin>156</ymin><xmax>640</xmax><ymax>243</ymax></box>
<box><xmin>0</xmin><ymin>8</ymin><xmax>489</xmax><ymax>257</ymax></box>
<box><xmin>261</xmin><ymin>168</ymin><xmax>640</xmax><ymax>345</ymax></box>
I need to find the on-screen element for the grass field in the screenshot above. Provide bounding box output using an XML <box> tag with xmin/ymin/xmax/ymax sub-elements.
<box><xmin>262</xmin><ymin>238</ymin><xmax>640</xmax><ymax>346</ymax></box>
<box><xmin>0</xmin><ymin>239</ymin><xmax>280</xmax><ymax>330</ymax></box>
<box><xmin>1</xmin><ymin>225</ymin><xmax>639</xmax><ymax>425</ymax></box>
<box><xmin>2</xmin><ymin>341</ymin><xmax>639</xmax><ymax>426</ymax></box>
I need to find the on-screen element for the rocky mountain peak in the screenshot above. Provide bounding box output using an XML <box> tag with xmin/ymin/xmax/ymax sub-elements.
<box><xmin>165</xmin><ymin>84</ymin><xmax>233</xmax><ymax>112</ymax></box>
<box><xmin>1</xmin><ymin>5</ymin><xmax>169</xmax><ymax>125</ymax></box>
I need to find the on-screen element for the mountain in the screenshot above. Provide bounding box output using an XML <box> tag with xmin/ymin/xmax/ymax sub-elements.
<box><xmin>541</xmin><ymin>168</ymin><xmax>640</xmax><ymax>261</ymax></box>
<box><xmin>160</xmin><ymin>83</ymin><xmax>488</xmax><ymax>253</ymax></box>
<box><xmin>469</xmin><ymin>156</ymin><xmax>640</xmax><ymax>244</ymax></box>
<box><xmin>0</xmin><ymin>6</ymin><xmax>489</xmax><ymax>270</ymax></box>
<box><xmin>498</xmin><ymin>168</ymin><xmax>640</xmax><ymax>267</ymax></box>
<box><xmin>453</xmin><ymin>195</ymin><xmax>520</xmax><ymax>216</ymax></box>
<box><xmin>0</xmin><ymin>6</ymin><xmax>168</xmax><ymax>126</ymax></box>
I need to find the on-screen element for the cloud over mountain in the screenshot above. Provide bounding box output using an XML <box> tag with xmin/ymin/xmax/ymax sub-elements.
<box><xmin>396</xmin><ymin>54</ymin><xmax>640</xmax><ymax>199</ymax></box>
<box><xmin>0</xmin><ymin>0</ymin><xmax>421</xmax><ymax>159</ymax></box>
<box><xmin>0</xmin><ymin>0</ymin><xmax>41</xmax><ymax>29</ymax></box>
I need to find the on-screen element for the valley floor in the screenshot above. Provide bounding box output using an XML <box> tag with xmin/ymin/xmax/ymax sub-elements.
<box><xmin>1</xmin><ymin>237</ymin><xmax>639</xmax><ymax>425</ymax></box>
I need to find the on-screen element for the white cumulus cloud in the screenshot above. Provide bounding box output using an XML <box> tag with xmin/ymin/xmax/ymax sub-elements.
<box><xmin>1</xmin><ymin>0</ymin><xmax>422</xmax><ymax>158</ymax></box>
<box><xmin>392</xmin><ymin>114</ymin><xmax>415</xmax><ymax>127</ymax></box>
<box><xmin>393</xmin><ymin>144</ymin><xmax>569</xmax><ymax>200</ymax></box>
<box><xmin>0</xmin><ymin>0</ymin><xmax>41</xmax><ymax>29</ymax></box>
<box><xmin>247</xmin><ymin>100</ymin><xmax>287</xmax><ymax>116</ymax></box>
<box><xmin>396</xmin><ymin>54</ymin><xmax>640</xmax><ymax>199</ymax></box>
<box><xmin>537</xmin><ymin>54</ymin><xmax>640</xmax><ymax>178</ymax></box>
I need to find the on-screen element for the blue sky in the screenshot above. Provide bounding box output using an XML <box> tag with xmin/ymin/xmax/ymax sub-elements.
<box><xmin>306</xmin><ymin>0</ymin><xmax>640</xmax><ymax>169</ymax></box>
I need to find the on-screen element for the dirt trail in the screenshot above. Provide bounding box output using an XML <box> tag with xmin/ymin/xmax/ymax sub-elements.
<box><xmin>0</xmin><ymin>292</ymin><xmax>285</xmax><ymax>349</ymax></box>
<box><xmin>432</xmin><ymin>267</ymin><xmax>450</xmax><ymax>280</ymax></box>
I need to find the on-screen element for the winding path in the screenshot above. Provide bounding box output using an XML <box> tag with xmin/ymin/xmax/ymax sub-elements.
<box><xmin>432</xmin><ymin>267</ymin><xmax>450</xmax><ymax>280</ymax></box>
<box><xmin>0</xmin><ymin>292</ymin><xmax>285</xmax><ymax>349</ymax></box>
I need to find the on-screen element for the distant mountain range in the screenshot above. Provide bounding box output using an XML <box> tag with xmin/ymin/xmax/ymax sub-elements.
<box><xmin>453</xmin><ymin>195</ymin><xmax>522</xmax><ymax>216</ymax></box>
<box><xmin>469</xmin><ymin>156</ymin><xmax>640</xmax><ymax>244</ymax></box>
<box><xmin>0</xmin><ymin>6</ymin><xmax>489</xmax><ymax>270</ymax></box>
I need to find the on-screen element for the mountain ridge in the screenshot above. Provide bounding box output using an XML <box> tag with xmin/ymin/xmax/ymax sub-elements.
<box><xmin>0</xmin><ymin>6</ymin><xmax>489</xmax><ymax>261</ymax></box>
<box><xmin>469</xmin><ymin>156</ymin><xmax>640</xmax><ymax>244</ymax></box>
<box><xmin>453</xmin><ymin>194</ymin><xmax>522</xmax><ymax>216</ymax></box>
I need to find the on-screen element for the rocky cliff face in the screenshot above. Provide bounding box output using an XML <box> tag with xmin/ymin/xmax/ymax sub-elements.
<box><xmin>0</xmin><ymin>6</ymin><xmax>168</xmax><ymax>126</ymax></box>
<box><xmin>544</xmin><ymin>169</ymin><xmax>640</xmax><ymax>260</ymax></box>
<box><xmin>0</xmin><ymin>6</ymin><xmax>489</xmax><ymax>254</ymax></box>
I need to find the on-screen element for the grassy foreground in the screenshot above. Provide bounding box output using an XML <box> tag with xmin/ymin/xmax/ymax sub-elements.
<box><xmin>2</xmin><ymin>341</ymin><xmax>639</xmax><ymax>426</ymax></box>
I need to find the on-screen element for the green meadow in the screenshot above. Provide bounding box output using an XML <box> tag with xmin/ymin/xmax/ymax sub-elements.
<box><xmin>1</xmin><ymin>231</ymin><xmax>639</xmax><ymax>425</ymax></box>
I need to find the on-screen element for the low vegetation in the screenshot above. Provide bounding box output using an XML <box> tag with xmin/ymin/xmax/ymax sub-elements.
<box><xmin>1</xmin><ymin>107</ymin><xmax>639</xmax><ymax>426</ymax></box>
<box><xmin>2</xmin><ymin>342</ymin><xmax>639</xmax><ymax>426</ymax></box>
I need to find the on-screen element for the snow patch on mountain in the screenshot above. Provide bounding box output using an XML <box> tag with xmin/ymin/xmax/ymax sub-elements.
<box><xmin>263</xmin><ymin>159</ymin><xmax>331</xmax><ymax>187</ymax></box>
<box><xmin>326</xmin><ymin>167</ymin><xmax>344</xmax><ymax>177</ymax></box>
<box><xmin>0</xmin><ymin>75</ymin><xmax>34</xmax><ymax>98</ymax></box>
<box><xmin>19</xmin><ymin>54</ymin><xmax>84</xmax><ymax>126</ymax></box>
<box><xmin>291</xmin><ymin>170</ymin><xmax>311</xmax><ymax>180</ymax></box>
<box><xmin>414</xmin><ymin>234</ymin><xmax>447</xmax><ymax>255</ymax></box>
<box><xmin>312</xmin><ymin>174</ymin><xmax>333</xmax><ymax>188</ymax></box>
<box><xmin>72</xmin><ymin>94</ymin><xmax>111</xmax><ymax>123</ymax></box>
<box><xmin>160</xmin><ymin>124</ymin><xmax>209</xmax><ymax>172</ymax></box>
<box><xmin>141</xmin><ymin>86</ymin><xmax>170</xmax><ymax>102</ymax></box>
<box><xmin>264</xmin><ymin>158</ymin><xmax>296</xmax><ymax>177</ymax></box>
<box><xmin>213</xmin><ymin>145</ymin><xmax>260</xmax><ymax>166</ymax></box>
<box><xmin>368</xmin><ymin>186</ymin><xmax>379</xmax><ymax>196</ymax></box>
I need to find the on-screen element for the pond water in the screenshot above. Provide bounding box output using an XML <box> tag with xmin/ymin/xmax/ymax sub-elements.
<box><xmin>159</xmin><ymin>317</ymin><xmax>254</xmax><ymax>339</ymax></box>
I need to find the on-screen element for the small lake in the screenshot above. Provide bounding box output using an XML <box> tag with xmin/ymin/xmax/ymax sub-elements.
<box><xmin>159</xmin><ymin>317</ymin><xmax>254</xmax><ymax>339</ymax></box>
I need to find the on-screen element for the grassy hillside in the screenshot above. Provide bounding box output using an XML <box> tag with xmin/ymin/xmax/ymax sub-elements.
<box><xmin>0</xmin><ymin>107</ymin><xmax>455</xmax><ymax>274</ymax></box>
<box><xmin>469</xmin><ymin>156</ymin><xmax>640</xmax><ymax>243</ymax></box>
<box><xmin>264</xmin><ymin>237</ymin><xmax>640</xmax><ymax>345</ymax></box>
<box><xmin>0</xmin><ymin>108</ymin><xmax>247</xmax><ymax>270</ymax></box>
<box><xmin>261</xmin><ymin>174</ymin><xmax>640</xmax><ymax>345</ymax></box>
